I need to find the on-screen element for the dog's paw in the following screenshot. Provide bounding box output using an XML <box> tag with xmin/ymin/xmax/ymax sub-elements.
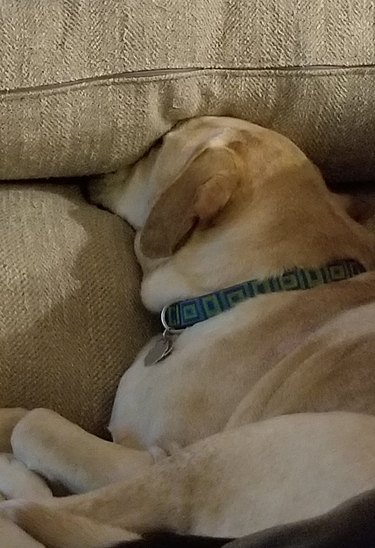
<box><xmin>0</xmin><ymin>499</ymin><xmax>142</xmax><ymax>547</ymax></box>
<box><xmin>0</xmin><ymin>498</ymin><xmax>28</xmax><ymax>521</ymax></box>
<box><xmin>0</xmin><ymin>454</ymin><xmax>51</xmax><ymax>501</ymax></box>
<box><xmin>11</xmin><ymin>409</ymin><xmax>67</xmax><ymax>485</ymax></box>
<box><xmin>0</xmin><ymin>503</ymin><xmax>44</xmax><ymax>548</ymax></box>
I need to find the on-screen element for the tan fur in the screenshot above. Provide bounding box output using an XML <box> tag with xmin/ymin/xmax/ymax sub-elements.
<box><xmin>140</xmin><ymin>146</ymin><xmax>240</xmax><ymax>258</ymax></box>
<box><xmin>0</xmin><ymin>116</ymin><xmax>375</xmax><ymax>547</ymax></box>
<box><xmin>0</xmin><ymin>515</ymin><xmax>44</xmax><ymax>547</ymax></box>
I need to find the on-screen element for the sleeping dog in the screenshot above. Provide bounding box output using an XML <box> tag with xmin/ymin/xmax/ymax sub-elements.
<box><xmin>112</xmin><ymin>486</ymin><xmax>375</xmax><ymax>547</ymax></box>
<box><xmin>0</xmin><ymin>117</ymin><xmax>374</xmax><ymax>547</ymax></box>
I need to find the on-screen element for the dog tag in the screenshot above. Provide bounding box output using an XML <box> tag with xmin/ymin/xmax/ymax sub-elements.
<box><xmin>144</xmin><ymin>331</ymin><xmax>174</xmax><ymax>366</ymax></box>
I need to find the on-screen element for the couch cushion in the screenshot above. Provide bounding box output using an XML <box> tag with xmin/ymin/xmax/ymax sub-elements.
<box><xmin>0</xmin><ymin>183</ymin><xmax>153</xmax><ymax>436</ymax></box>
<box><xmin>1</xmin><ymin>0</ymin><xmax>375</xmax><ymax>184</ymax></box>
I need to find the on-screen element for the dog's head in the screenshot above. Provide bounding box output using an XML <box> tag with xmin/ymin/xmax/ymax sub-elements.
<box><xmin>90</xmin><ymin>116</ymin><xmax>374</xmax><ymax>311</ymax></box>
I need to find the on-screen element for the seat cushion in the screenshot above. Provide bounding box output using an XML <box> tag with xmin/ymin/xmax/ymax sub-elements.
<box><xmin>0</xmin><ymin>183</ymin><xmax>154</xmax><ymax>435</ymax></box>
<box><xmin>1</xmin><ymin>0</ymin><xmax>375</xmax><ymax>184</ymax></box>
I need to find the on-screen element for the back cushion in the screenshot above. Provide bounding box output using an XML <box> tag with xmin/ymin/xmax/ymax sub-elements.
<box><xmin>1</xmin><ymin>0</ymin><xmax>375</xmax><ymax>184</ymax></box>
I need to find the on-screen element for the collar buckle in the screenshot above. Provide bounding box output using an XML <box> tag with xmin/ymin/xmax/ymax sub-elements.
<box><xmin>161</xmin><ymin>305</ymin><xmax>184</xmax><ymax>335</ymax></box>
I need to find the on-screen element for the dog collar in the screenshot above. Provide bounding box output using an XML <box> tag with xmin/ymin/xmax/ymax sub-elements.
<box><xmin>162</xmin><ymin>259</ymin><xmax>365</xmax><ymax>332</ymax></box>
<box><xmin>144</xmin><ymin>259</ymin><xmax>365</xmax><ymax>366</ymax></box>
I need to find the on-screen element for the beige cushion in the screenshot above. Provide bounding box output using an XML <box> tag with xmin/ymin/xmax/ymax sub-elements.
<box><xmin>0</xmin><ymin>184</ymin><xmax>153</xmax><ymax>435</ymax></box>
<box><xmin>1</xmin><ymin>0</ymin><xmax>375</xmax><ymax>184</ymax></box>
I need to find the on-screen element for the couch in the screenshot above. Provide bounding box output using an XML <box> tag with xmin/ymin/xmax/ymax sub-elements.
<box><xmin>1</xmin><ymin>0</ymin><xmax>374</xmax><ymax>439</ymax></box>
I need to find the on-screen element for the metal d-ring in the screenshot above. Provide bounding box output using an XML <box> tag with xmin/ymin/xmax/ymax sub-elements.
<box><xmin>161</xmin><ymin>305</ymin><xmax>183</xmax><ymax>335</ymax></box>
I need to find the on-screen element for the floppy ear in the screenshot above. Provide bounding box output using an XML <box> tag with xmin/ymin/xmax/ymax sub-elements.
<box><xmin>140</xmin><ymin>146</ymin><xmax>241</xmax><ymax>259</ymax></box>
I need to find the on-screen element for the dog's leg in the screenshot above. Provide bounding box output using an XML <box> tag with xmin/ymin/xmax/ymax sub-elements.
<box><xmin>0</xmin><ymin>448</ymin><xmax>196</xmax><ymax>539</ymax></box>
<box><xmin>11</xmin><ymin>409</ymin><xmax>154</xmax><ymax>493</ymax></box>
<box><xmin>0</xmin><ymin>453</ymin><xmax>52</xmax><ymax>500</ymax></box>
<box><xmin>0</xmin><ymin>500</ymin><xmax>141</xmax><ymax>548</ymax></box>
<box><xmin>44</xmin><ymin>455</ymin><xmax>195</xmax><ymax>535</ymax></box>
<box><xmin>0</xmin><ymin>465</ymin><xmax>188</xmax><ymax>546</ymax></box>
<box><xmin>0</xmin><ymin>514</ymin><xmax>44</xmax><ymax>547</ymax></box>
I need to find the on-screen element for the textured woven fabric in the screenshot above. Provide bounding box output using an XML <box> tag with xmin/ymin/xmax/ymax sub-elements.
<box><xmin>1</xmin><ymin>0</ymin><xmax>375</xmax><ymax>183</ymax></box>
<box><xmin>0</xmin><ymin>184</ymin><xmax>154</xmax><ymax>435</ymax></box>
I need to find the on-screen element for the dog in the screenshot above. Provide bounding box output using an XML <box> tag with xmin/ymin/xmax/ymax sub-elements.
<box><xmin>0</xmin><ymin>116</ymin><xmax>374</xmax><ymax>547</ymax></box>
<box><xmin>110</xmin><ymin>486</ymin><xmax>375</xmax><ymax>547</ymax></box>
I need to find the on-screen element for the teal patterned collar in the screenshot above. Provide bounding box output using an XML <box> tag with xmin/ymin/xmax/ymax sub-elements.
<box><xmin>161</xmin><ymin>260</ymin><xmax>365</xmax><ymax>332</ymax></box>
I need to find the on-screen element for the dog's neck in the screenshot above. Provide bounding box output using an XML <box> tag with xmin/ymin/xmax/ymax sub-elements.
<box><xmin>140</xmin><ymin>183</ymin><xmax>375</xmax><ymax>313</ymax></box>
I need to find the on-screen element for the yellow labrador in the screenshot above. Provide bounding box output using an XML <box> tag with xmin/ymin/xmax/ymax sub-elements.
<box><xmin>0</xmin><ymin>116</ymin><xmax>375</xmax><ymax>547</ymax></box>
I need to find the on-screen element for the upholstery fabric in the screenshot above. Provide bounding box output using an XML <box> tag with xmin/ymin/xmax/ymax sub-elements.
<box><xmin>0</xmin><ymin>183</ymin><xmax>154</xmax><ymax>435</ymax></box>
<box><xmin>1</xmin><ymin>0</ymin><xmax>375</xmax><ymax>183</ymax></box>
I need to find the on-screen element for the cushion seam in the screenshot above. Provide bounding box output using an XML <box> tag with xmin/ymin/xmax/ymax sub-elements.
<box><xmin>1</xmin><ymin>64</ymin><xmax>375</xmax><ymax>99</ymax></box>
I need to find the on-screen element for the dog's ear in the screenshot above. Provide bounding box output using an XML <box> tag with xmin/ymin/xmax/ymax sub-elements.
<box><xmin>140</xmin><ymin>146</ymin><xmax>241</xmax><ymax>259</ymax></box>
